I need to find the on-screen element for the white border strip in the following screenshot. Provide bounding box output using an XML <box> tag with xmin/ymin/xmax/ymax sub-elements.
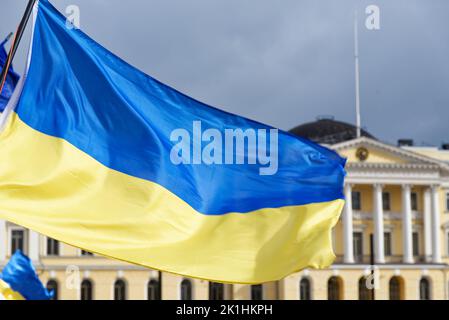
<box><xmin>0</xmin><ymin>1</ymin><xmax>39</xmax><ymax>132</ymax></box>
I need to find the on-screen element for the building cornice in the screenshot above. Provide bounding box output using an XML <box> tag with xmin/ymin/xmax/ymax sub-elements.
<box><xmin>345</xmin><ymin>165</ymin><xmax>442</xmax><ymax>186</ymax></box>
<box><xmin>352</xmin><ymin>211</ymin><xmax>422</xmax><ymax>221</ymax></box>
<box><xmin>330</xmin><ymin>263</ymin><xmax>448</xmax><ymax>270</ymax></box>
<box><xmin>347</xmin><ymin>162</ymin><xmax>440</xmax><ymax>171</ymax></box>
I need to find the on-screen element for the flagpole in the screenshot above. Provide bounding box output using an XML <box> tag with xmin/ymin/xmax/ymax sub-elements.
<box><xmin>0</xmin><ymin>0</ymin><xmax>37</xmax><ymax>94</ymax></box>
<box><xmin>354</xmin><ymin>10</ymin><xmax>362</xmax><ymax>139</ymax></box>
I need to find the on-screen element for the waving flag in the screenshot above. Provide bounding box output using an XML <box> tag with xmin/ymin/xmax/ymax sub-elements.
<box><xmin>0</xmin><ymin>0</ymin><xmax>345</xmax><ymax>284</ymax></box>
<box><xmin>0</xmin><ymin>251</ymin><xmax>53</xmax><ymax>300</ymax></box>
<box><xmin>0</xmin><ymin>35</ymin><xmax>20</xmax><ymax>112</ymax></box>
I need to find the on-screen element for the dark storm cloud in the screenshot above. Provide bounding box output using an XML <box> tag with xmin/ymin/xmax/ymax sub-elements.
<box><xmin>1</xmin><ymin>0</ymin><xmax>448</xmax><ymax>145</ymax></box>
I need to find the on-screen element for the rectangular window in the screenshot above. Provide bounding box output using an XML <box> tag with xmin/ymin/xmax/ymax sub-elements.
<box><xmin>353</xmin><ymin>232</ymin><xmax>363</xmax><ymax>262</ymax></box>
<box><xmin>382</xmin><ymin>192</ymin><xmax>391</xmax><ymax>211</ymax></box>
<box><xmin>11</xmin><ymin>230</ymin><xmax>24</xmax><ymax>255</ymax></box>
<box><xmin>352</xmin><ymin>192</ymin><xmax>361</xmax><ymax>211</ymax></box>
<box><xmin>413</xmin><ymin>232</ymin><xmax>419</xmax><ymax>256</ymax></box>
<box><xmin>384</xmin><ymin>232</ymin><xmax>392</xmax><ymax>256</ymax></box>
<box><xmin>411</xmin><ymin>192</ymin><xmax>418</xmax><ymax>211</ymax></box>
<box><xmin>447</xmin><ymin>233</ymin><xmax>449</xmax><ymax>256</ymax></box>
<box><xmin>47</xmin><ymin>237</ymin><xmax>60</xmax><ymax>256</ymax></box>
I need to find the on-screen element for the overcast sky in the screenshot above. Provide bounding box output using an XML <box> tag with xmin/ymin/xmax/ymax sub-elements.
<box><xmin>1</xmin><ymin>0</ymin><xmax>448</xmax><ymax>146</ymax></box>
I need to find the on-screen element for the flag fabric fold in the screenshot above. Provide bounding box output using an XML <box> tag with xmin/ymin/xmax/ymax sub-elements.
<box><xmin>0</xmin><ymin>0</ymin><xmax>346</xmax><ymax>284</ymax></box>
<box><xmin>0</xmin><ymin>36</ymin><xmax>20</xmax><ymax>111</ymax></box>
<box><xmin>0</xmin><ymin>251</ymin><xmax>53</xmax><ymax>300</ymax></box>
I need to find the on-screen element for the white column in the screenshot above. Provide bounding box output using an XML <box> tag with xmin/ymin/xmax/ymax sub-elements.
<box><xmin>0</xmin><ymin>219</ymin><xmax>6</xmax><ymax>262</ymax></box>
<box><xmin>28</xmin><ymin>230</ymin><xmax>39</xmax><ymax>262</ymax></box>
<box><xmin>343</xmin><ymin>184</ymin><xmax>354</xmax><ymax>264</ymax></box>
<box><xmin>423</xmin><ymin>188</ymin><xmax>433</xmax><ymax>262</ymax></box>
<box><xmin>373</xmin><ymin>184</ymin><xmax>385</xmax><ymax>264</ymax></box>
<box><xmin>431</xmin><ymin>185</ymin><xmax>442</xmax><ymax>263</ymax></box>
<box><xmin>402</xmin><ymin>185</ymin><xmax>413</xmax><ymax>263</ymax></box>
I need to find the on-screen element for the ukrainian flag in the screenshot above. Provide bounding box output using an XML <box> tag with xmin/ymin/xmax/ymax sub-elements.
<box><xmin>0</xmin><ymin>0</ymin><xmax>346</xmax><ymax>284</ymax></box>
<box><xmin>0</xmin><ymin>251</ymin><xmax>53</xmax><ymax>300</ymax></box>
<box><xmin>0</xmin><ymin>34</ymin><xmax>20</xmax><ymax>111</ymax></box>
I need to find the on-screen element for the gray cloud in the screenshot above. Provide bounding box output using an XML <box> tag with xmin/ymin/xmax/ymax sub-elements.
<box><xmin>1</xmin><ymin>0</ymin><xmax>448</xmax><ymax>146</ymax></box>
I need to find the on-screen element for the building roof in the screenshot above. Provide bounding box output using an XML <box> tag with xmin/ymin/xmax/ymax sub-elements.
<box><xmin>402</xmin><ymin>146</ymin><xmax>449</xmax><ymax>164</ymax></box>
<box><xmin>289</xmin><ymin>117</ymin><xmax>376</xmax><ymax>145</ymax></box>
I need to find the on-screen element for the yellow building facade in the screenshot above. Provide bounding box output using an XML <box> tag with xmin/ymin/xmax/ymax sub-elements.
<box><xmin>1</xmin><ymin>124</ymin><xmax>449</xmax><ymax>300</ymax></box>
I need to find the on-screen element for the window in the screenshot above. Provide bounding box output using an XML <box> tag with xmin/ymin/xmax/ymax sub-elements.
<box><xmin>47</xmin><ymin>237</ymin><xmax>60</xmax><ymax>256</ymax></box>
<box><xmin>46</xmin><ymin>279</ymin><xmax>58</xmax><ymax>300</ymax></box>
<box><xmin>352</xmin><ymin>191</ymin><xmax>361</xmax><ymax>210</ymax></box>
<box><xmin>251</xmin><ymin>285</ymin><xmax>263</xmax><ymax>300</ymax></box>
<box><xmin>10</xmin><ymin>229</ymin><xmax>25</xmax><ymax>255</ymax></box>
<box><xmin>358</xmin><ymin>277</ymin><xmax>374</xmax><ymax>300</ymax></box>
<box><xmin>147</xmin><ymin>279</ymin><xmax>161</xmax><ymax>300</ymax></box>
<box><xmin>413</xmin><ymin>232</ymin><xmax>419</xmax><ymax>256</ymax></box>
<box><xmin>389</xmin><ymin>277</ymin><xmax>403</xmax><ymax>300</ymax></box>
<box><xmin>80</xmin><ymin>279</ymin><xmax>93</xmax><ymax>300</ymax></box>
<box><xmin>327</xmin><ymin>277</ymin><xmax>342</xmax><ymax>300</ymax></box>
<box><xmin>382</xmin><ymin>192</ymin><xmax>391</xmax><ymax>211</ymax></box>
<box><xmin>353</xmin><ymin>232</ymin><xmax>363</xmax><ymax>262</ymax></box>
<box><xmin>384</xmin><ymin>232</ymin><xmax>392</xmax><ymax>256</ymax></box>
<box><xmin>411</xmin><ymin>192</ymin><xmax>418</xmax><ymax>211</ymax></box>
<box><xmin>114</xmin><ymin>279</ymin><xmax>127</xmax><ymax>300</ymax></box>
<box><xmin>81</xmin><ymin>250</ymin><xmax>93</xmax><ymax>256</ymax></box>
<box><xmin>180</xmin><ymin>279</ymin><xmax>192</xmax><ymax>300</ymax></box>
<box><xmin>419</xmin><ymin>278</ymin><xmax>431</xmax><ymax>300</ymax></box>
<box><xmin>209</xmin><ymin>282</ymin><xmax>224</xmax><ymax>300</ymax></box>
<box><xmin>299</xmin><ymin>278</ymin><xmax>311</xmax><ymax>300</ymax></box>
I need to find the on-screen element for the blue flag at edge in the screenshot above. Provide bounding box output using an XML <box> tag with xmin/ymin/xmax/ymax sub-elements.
<box><xmin>0</xmin><ymin>36</ymin><xmax>20</xmax><ymax>112</ymax></box>
<box><xmin>0</xmin><ymin>250</ymin><xmax>53</xmax><ymax>300</ymax></box>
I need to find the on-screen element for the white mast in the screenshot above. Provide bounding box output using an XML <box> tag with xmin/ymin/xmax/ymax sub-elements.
<box><xmin>354</xmin><ymin>10</ymin><xmax>362</xmax><ymax>138</ymax></box>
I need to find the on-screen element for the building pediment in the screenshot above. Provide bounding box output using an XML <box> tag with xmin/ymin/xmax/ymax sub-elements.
<box><xmin>331</xmin><ymin>137</ymin><xmax>449</xmax><ymax>174</ymax></box>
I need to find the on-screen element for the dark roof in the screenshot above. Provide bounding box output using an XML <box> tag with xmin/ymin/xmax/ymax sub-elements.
<box><xmin>289</xmin><ymin>117</ymin><xmax>376</xmax><ymax>145</ymax></box>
